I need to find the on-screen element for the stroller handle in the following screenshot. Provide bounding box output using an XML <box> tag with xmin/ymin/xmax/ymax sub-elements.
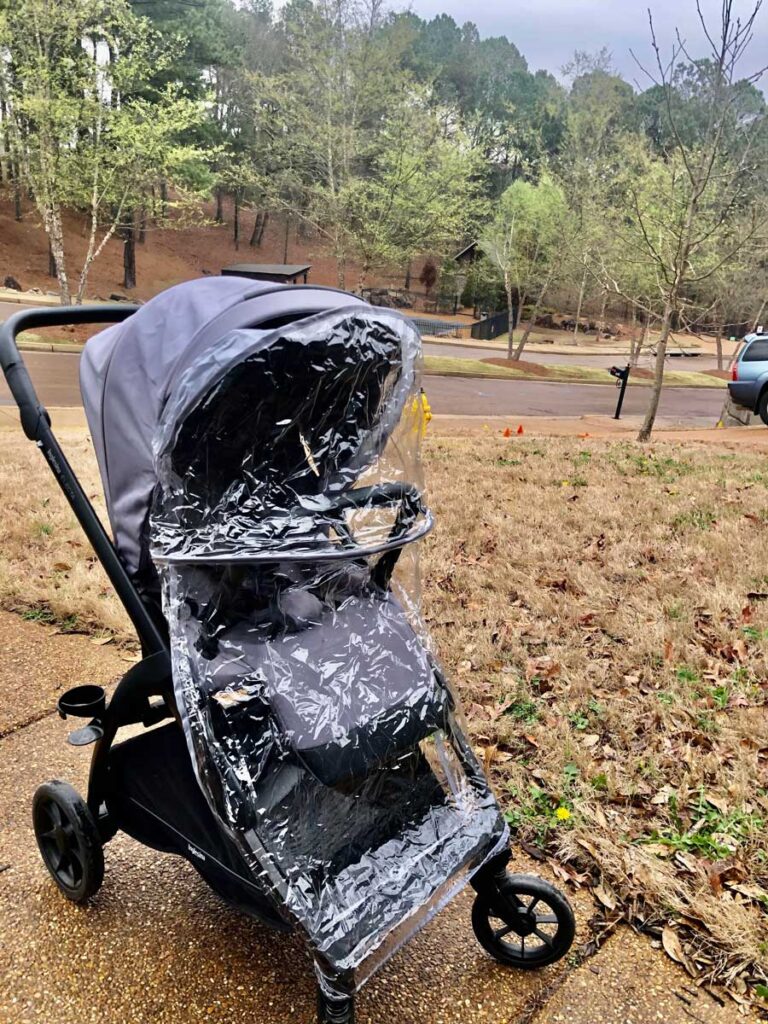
<box><xmin>0</xmin><ymin>304</ymin><xmax>137</xmax><ymax>440</ymax></box>
<box><xmin>0</xmin><ymin>303</ymin><xmax>167</xmax><ymax>655</ymax></box>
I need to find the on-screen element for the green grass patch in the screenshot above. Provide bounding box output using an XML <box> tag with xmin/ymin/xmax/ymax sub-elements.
<box><xmin>423</xmin><ymin>355</ymin><xmax>726</xmax><ymax>388</ymax></box>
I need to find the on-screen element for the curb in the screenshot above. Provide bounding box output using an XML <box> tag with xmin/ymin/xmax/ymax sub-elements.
<box><xmin>422</xmin><ymin>369</ymin><xmax>726</xmax><ymax>391</ymax></box>
<box><xmin>17</xmin><ymin>341</ymin><xmax>82</xmax><ymax>354</ymax></box>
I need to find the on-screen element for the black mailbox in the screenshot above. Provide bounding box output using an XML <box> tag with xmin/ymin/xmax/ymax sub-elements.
<box><xmin>608</xmin><ymin>364</ymin><xmax>631</xmax><ymax>419</ymax></box>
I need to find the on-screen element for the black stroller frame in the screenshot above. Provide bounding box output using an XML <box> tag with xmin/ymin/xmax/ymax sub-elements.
<box><xmin>0</xmin><ymin>302</ymin><xmax>575</xmax><ymax>1024</ymax></box>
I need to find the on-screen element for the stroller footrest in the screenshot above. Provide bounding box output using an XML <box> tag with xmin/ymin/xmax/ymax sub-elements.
<box><xmin>300</xmin><ymin>792</ymin><xmax>505</xmax><ymax>971</ymax></box>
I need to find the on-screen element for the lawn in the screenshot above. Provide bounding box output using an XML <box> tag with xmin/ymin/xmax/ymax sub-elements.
<box><xmin>423</xmin><ymin>354</ymin><xmax>727</xmax><ymax>388</ymax></box>
<box><xmin>0</xmin><ymin>426</ymin><xmax>765</xmax><ymax>1006</ymax></box>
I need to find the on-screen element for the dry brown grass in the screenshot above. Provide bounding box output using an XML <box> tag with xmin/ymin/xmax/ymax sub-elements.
<box><xmin>0</xmin><ymin>429</ymin><xmax>129</xmax><ymax>636</ymax></box>
<box><xmin>0</xmin><ymin>427</ymin><xmax>766</xmax><ymax>1003</ymax></box>
<box><xmin>422</xmin><ymin>433</ymin><xmax>768</xmax><ymax>1005</ymax></box>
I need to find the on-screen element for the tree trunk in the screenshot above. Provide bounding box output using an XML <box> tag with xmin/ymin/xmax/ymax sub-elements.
<box><xmin>597</xmin><ymin>288</ymin><xmax>607</xmax><ymax>337</ymax></box>
<box><xmin>514</xmin><ymin>277</ymin><xmax>550</xmax><ymax>360</ymax></box>
<box><xmin>753</xmin><ymin>297</ymin><xmax>767</xmax><ymax>332</ymax></box>
<box><xmin>215</xmin><ymin>187</ymin><xmax>224</xmax><ymax>224</ymax></box>
<box><xmin>233</xmin><ymin>191</ymin><xmax>240</xmax><ymax>250</ymax></box>
<box><xmin>13</xmin><ymin>169</ymin><xmax>21</xmax><ymax>221</ymax></box>
<box><xmin>573</xmin><ymin>266</ymin><xmax>587</xmax><ymax>344</ymax></box>
<box><xmin>404</xmin><ymin>261</ymin><xmax>411</xmax><ymax>290</ymax></box>
<box><xmin>48</xmin><ymin>241</ymin><xmax>57</xmax><ymax>278</ymax></box>
<box><xmin>629</xmin><ymin>307</ymin><xmax>640</xmax><ymax>367</ymax></box>
<box><xmin>715</xmin><ymin>325</ymin><xmax>723</xmax><ymax>372</ymax></box>
<box><xmin>159</xmin><ymin>180</ymin><xmax>168</xmax><ymax>221</ymax></box>
<box><xmin>0</xmin><ymin>99</ymin><xmax>8</xmax><ymax>184</ymax></box>
<box><xmin>638</xmin><ymin>298</ymin><xmax>673</xmax><ymax>442</ymax></box>
<box><xmin>122</xmin><ymin>211</ymin><xmax>136</xmax><ymax>290</ymax></box>
<box><xmin>249</xmin><ymin>213</ymin><xmax>260</xmax><ymax>247</ymax></box>
<box><xmin>47</xmin><ymin>209</ymin><xmax>71</xmax><ymax>305</ymax></box>
<box><xmin>505</xmin><ymin>274</ymin><xmax>515</xmax><ymax>360</ymax></box>
<box><xmin>138</xmin><ymin>207</ymin><xmax>146</xmax><ymax>244</ymax></box>
<box><xmin>283</xmin><ymin>214</ymin><xmax>290</xmax><ymax>265</ymax></box>
<box><xmin>249</xmin><ymin>210</ymin><xmax>268</xmax><ymax>248</ymax></box>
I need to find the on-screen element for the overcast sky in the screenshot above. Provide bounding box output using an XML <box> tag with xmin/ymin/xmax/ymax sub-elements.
<box><xmin>403</xmin><ymin>0</ymin><xmax>768</xmax><ymax>88</ymax></box>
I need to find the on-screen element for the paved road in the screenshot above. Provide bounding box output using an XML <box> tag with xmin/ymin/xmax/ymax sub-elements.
<box><xmin>0</xmin><ymin>350</ymin><xmax>725</xmax><ymax>426</ymax></box>
<box><xmin>425</xmin><ymin>375</ymin><xmax>725</xmax><ymax>425</ymax></box>
<box><xmin>0</xmin><ymin>350</ymin><xmax>83</xmax><ymax>407</ymax></box>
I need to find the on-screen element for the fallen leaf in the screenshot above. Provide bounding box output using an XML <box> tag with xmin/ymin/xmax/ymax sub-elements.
<box><xmin>467</xmin><ymin>701</ymin><xmax>490</xmax><ymax>722</ymax></box>
<box><xmin>652</xmin><ymin>784</ymin><xmax>676</xmax><ymax>806</ymax></box>
<box><xmin>728</xmin><ymin>882</ymin><xmax>768</xmax><ymax>905</ymax></box>
<box><xmin>704</xmin><ymin>793</ymin><xmax>728</xmax><ymax>815</ymax></box>
<box><xmin>593</xmin><ymin>881</ymin><xmax>617</xmax><ymax>910</ymax></box>
<box><xmin>662</xmin><ymin>925</ymin><xmax>690</xmax><ymax>970</ymax></box>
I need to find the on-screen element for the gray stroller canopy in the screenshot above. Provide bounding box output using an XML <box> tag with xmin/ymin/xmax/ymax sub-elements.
<box><xmin>80</xmin><ymin>278</ymin><xmax>369</xmax><ymax>579</ymax></box>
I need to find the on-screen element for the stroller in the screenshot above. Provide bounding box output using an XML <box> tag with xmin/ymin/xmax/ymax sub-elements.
<box><xmin>0</xmin><ymin>278</ymin><xmax>575</xmax><ymax>1023</ymax></box>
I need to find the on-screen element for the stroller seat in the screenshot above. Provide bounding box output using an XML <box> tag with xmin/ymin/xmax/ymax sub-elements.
<box><xmin>191</xmin><ymin>589</ymin><xmax>448</xmax><ymax>787</ymax></box>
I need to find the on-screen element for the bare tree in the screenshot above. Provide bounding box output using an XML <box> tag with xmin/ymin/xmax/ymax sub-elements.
<box><xmin>629</xmin><ymin>1</ymin><xmax>768</xmax><ymax>441</ymax></box>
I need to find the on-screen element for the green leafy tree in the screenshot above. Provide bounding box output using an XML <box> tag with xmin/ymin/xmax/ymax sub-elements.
<box><xmin>0</xmin><ymin>0</ymin><xmax>210</xmax><ymax>302</ymax></box>
<box><xmin>481</xmin><ymin>176</ymin><xmax>567</xmax><ymax>359</ymax></box>
<box><xmin>342</xmin><ymin>94</ymin><xmax>486</xmax><ymax>288</ymax></box>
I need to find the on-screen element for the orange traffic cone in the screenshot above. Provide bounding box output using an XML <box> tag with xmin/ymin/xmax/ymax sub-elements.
<box><xmin>517</xmin><ymin>424</ymin><xmax>524</xmax><ymax>435</ymax></box>
<box><xmin>503</xmin><ymin>427</ymin><xmax>512</xmax><ymax>438</ymax></box>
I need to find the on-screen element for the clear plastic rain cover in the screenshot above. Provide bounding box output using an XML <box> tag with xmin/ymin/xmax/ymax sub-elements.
<box><xmin>151</xmin><ymin>308</ymin><xmax>507</xmax><ymax>994</ymax></box>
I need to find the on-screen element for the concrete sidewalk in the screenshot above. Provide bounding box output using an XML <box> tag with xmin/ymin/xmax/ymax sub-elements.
<box><xmin>0</xmin><ymin>610</ymin><xmax>753</xmax><ymax>1024</ymax></box>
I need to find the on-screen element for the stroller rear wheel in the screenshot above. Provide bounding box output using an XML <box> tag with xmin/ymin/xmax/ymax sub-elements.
<box><xmin>32</xmin><ymin>781</ymin><xmax>104</xmax><ymax>904</ymax></box>
<box><xmin>472</xmin><ymin>873</ymin><xmax>575</xmax><ymax>969</ymax></box>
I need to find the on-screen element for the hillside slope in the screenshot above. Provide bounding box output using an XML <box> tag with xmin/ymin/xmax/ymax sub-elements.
<box><xmin>0</xmin><ymin>198</ymin><xmax>379</xmax><ymax>302</ymax></box>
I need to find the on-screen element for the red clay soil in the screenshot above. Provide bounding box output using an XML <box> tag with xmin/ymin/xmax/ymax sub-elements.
<box><xmin>0</xmin><ymin>196</ymin><xmax>390</xmax><ymax>343</ymax></box>
<box><xmin>0</xmin><ymin>196</ymin><xmax>364</xmax><ymax>303</ymax></box>
<box><xmin>482</xmin><ymin>357</ymin><xmax>553</xmax><ymax>376</ymax></box>
<box><xmin>703</xmin><ymin>369</ymin><xmax>731</xmax><ymax>380</ymax></box>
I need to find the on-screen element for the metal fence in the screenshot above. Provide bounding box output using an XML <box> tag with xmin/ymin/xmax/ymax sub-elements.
<box><xmin>471</xmin><ymin>311</ymin><xmax>510</xmax><ymax>341</ymax></box>
<box><xmin>412</xmin><ymin>307</ymin><xmax>517</xmax><ymax>342</ymax></box>
<box><xmin>410</xmin><ymin>317</ymin><xmax>473</xmax><ymax>338</ymax></box>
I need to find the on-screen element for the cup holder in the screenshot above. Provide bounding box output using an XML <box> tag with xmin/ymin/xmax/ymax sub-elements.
<box><xmin>57</xmin><ymin>684</ymin><xmax>106</xmax><ymax>720</ymax></box>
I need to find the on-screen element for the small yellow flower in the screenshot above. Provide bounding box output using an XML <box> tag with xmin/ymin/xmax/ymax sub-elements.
<box><xmin>555</xmin><ymin>806</ymin><xmax>571</xmax><ymax>821</ymax></box>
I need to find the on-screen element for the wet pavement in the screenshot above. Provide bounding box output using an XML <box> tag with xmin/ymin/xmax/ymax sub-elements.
<box><xmin>0</xmin><ymin>610</ymin><xmax>757</xmax><ymax>1023</ymax></box>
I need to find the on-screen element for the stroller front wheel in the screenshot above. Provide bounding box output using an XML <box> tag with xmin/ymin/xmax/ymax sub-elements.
<box><xmin>472</xmin><ymin>873</ymin><xmax>575</xmax><ymax>969</ymax></box>
<box><xmin>317</xmin><ymin>990</ymin><xmax>354</xmax><ymax>1024</ymax></box>
<box><xmin>32</xmin><ymin>781</ymin><xmax>104</xmax><ymax>904</ymax></box>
